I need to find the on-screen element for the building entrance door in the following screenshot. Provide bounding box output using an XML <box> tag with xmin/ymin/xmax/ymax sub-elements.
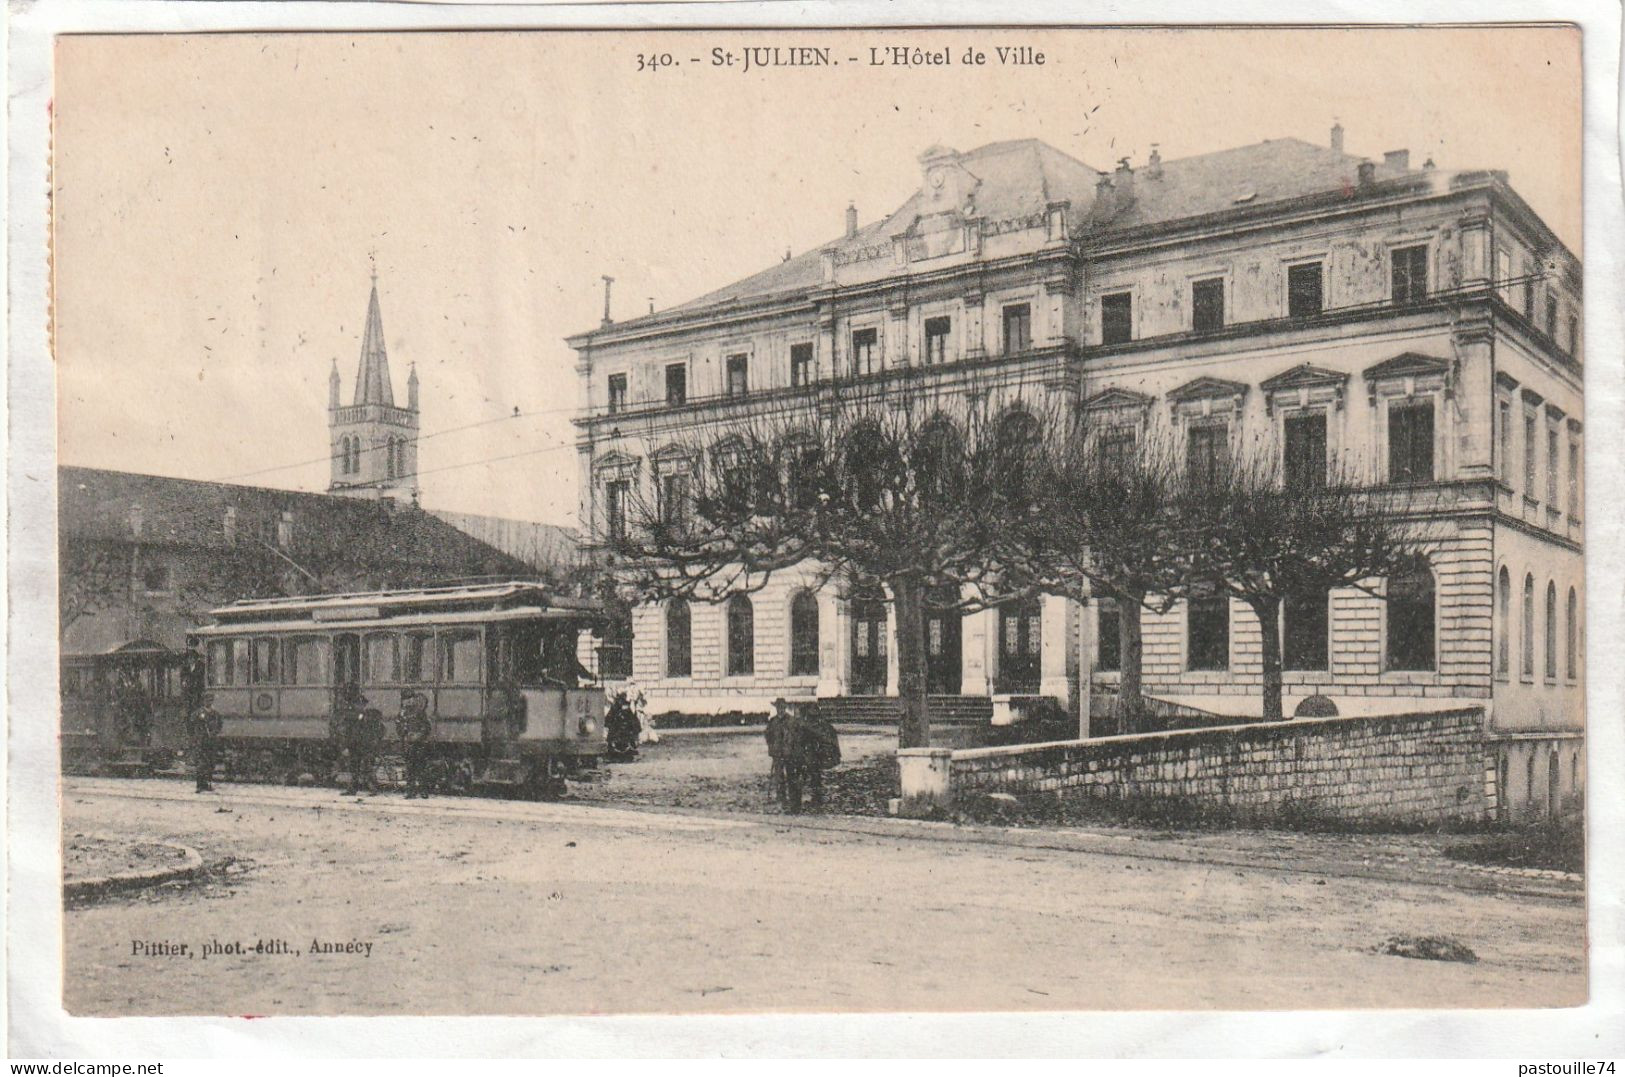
<box><xmin>995</xmin><ymin>597</ymin><xmax>1041</xmax><ymax>694</ymax></box>
<box><xmin>925</xmin><ymin>587</ymin><xmax>962</xmax><ymax>694</ymax></box>
<box><xmin>849</xmin><ymin>597</ymin><xmax>887</xmax><ymax>696</ymax></box>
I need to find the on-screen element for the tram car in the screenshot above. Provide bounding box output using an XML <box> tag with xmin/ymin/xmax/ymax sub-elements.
<box><xmin>60</xmin><ymin>640</ymin><xmax>194</xmax><ymax>774</ymax></box>
<box><xmin>192</xmin><ymin>581</ymin><xmax>609</xmax><ymax>797</ymax></box>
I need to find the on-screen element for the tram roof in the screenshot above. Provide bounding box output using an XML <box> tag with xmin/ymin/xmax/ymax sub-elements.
<box><xmin>205</xmin><ymin>581</ymin><xmax>602</xmax><ymax>625</ymax></box>
<box><xmin>193</xmin><ymin>605</ymin><xmax>592</xmax><ymax>636</ymax></box>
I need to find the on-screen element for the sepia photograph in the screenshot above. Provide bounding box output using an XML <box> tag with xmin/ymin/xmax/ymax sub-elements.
<box><xmin>11</xmin><ymin>7</ymin><xmax>1623</xmax><ymax>1054</ymax></box>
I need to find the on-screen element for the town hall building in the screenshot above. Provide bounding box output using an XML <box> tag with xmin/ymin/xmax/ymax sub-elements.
<box><xmin>568</xmin><ymin>128</ymin><xmax>1584</xmax><ymax>818</ymax></box>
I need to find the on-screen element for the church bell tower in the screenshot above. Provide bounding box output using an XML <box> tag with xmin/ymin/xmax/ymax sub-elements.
<box><xmin>328</xmin><ymin>274</ymin><xmax>420</xmax><ymax>503</ymax></box>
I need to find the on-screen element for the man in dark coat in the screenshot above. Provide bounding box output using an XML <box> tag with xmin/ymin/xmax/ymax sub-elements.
<box><xmin>399</xmin><ymin>689</ymin><xmax>433</xmax><ymax>799</ymax></box>
<box><xmin>784</xmin><ymin>702</ymin><xmax>841</xmax><ymax>814</ymax></box>
<box><xmin>337</xmin><ymin>685</ymin><xmax>377</xmax><ymax>796</ymax></box>
<box><xmin>764</xmin><ymin>698</ymin><xmax>794</xmax><ymax>806</ymax></box>
<box><xmin>187</xmin><ymin>691</ymin><xmax>223</xmax><ymax>793</ymax></box>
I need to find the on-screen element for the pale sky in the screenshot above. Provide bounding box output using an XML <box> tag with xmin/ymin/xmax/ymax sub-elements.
<box><xmin>53</xmin><ymin>27</ymin><xmax>1580</xmax><ymax>528</ymax></box>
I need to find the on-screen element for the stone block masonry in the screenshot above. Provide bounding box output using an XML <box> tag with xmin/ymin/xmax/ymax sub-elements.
<box><xmin>906</xmin><ymin>708</ymin><xmax>1490</xmax><ymax>825</ymax></box>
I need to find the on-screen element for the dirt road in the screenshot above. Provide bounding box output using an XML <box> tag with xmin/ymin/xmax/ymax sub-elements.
<box><xmin>60</xmin><ymin>775</ymin><xmax>1584</xmax><ymax>1016</ymax></box>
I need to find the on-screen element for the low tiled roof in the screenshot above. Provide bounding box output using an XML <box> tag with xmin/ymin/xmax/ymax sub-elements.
<box><xmin>606</xmin><ymin>136</ymin><xmax>1421</xmax><ymax>330</ymax></box>
<box><xmin>59</xmin><ymin>466</ymin><xmax>528</xmax><ymax>580</ymax></box>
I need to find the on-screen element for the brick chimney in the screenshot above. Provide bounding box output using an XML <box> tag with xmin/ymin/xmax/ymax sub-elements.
<box><xmin>845</xmin><ymin>203</ymin><xmax>858</xmax><ymax>239</ymax></box>
<box><xmin>1383</xmin><ymin>149</ymin><xmax>1410</xmax><ymax>171</ymax></box>
<box><xmin>1147</xmin><ymin>144</ymin><xmax>1163</xmax><ymax>177</ymax></box>
<box><xmin>1330</xmin><ymin>121</ymin><xmax>1344</xmax><ymax>153</ymax></box>
<box><xmin>1357</xmin><ymin>160</ymin><xmax>1376</xmax><ymax>187</ymax></box>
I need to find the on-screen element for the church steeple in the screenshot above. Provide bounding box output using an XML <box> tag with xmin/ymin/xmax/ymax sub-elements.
<box><xmin>328</xmin><ymin>272</ymin><xmax>420</xmax><ymax>504</ymax></box>
<box><xmin>353</xmin><ymin>278</ymin><xmax>396</xmax><ymax>407</ymax></box>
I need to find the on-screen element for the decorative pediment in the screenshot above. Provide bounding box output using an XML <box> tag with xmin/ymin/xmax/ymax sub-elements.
<box><xmin>594</xmin><ymin>450</ymin><xmax>640</xmax><ymax>472</ymax></box>
<box><xmin>1362</xmin><ymin>352</ymin><xmax>1454</xmax><ymax>406</ymax></box>
<box><xmin>1081</xmin><ymin>387</ymin><xmax>1154</xmax><ymax>413</ymax></box>
<box><xmin>1260</xmin><ymin>363</ymin><xmax>1349</xmax><ymax>414</ymax></box>
<box><xmin>1167</xmin><ymin>376</ymin><xmax>1247</xmax><ymax>418</ymax></box>
<box><xmin>649</xmin><ymin>442</ymin><xmax>698</xmax><ymax>471</ymax></box>
<box><xmin>1494</xmin><ymin>370</ymin><xmax>1520</xmax><ymax>392</ymax></box>
<box><xmin>1361</xmin><ymin>352</ymin><xmax>1451</xmax><ymax>383</ymax></box>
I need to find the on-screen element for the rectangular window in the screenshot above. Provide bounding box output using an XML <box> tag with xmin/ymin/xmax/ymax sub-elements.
<box><xmin>1387</xmin><ymin>401</ymin><xmax>1434</xmax><ymax>483</ymax></box>
<box><xmin>1192</xmin><ymin>278</ymin><xmax>1225</xmax><ymax>333</ymax></box>
<box><xmin>604</xmin><ymin>479</ymin><xmax>629</xmax><ymax>542</ymax></box>
<box><xmin>1391</xmin><ymin>244</ymin><xmax>1429</xmax><ymax>305</ymax></box>
<box><xmin>606</xmin><ymin>373</ymin><xmax>627</xmax><ymax>415</ymax></box>
<box><xmin>664</xmin><ymin>363</ymin><xmax>687</xmax><ymax>406</ymax></box>
<box><xmin>281</xmin><ymin>637</ymin><xmax>330</xmax><ymax>686</ymax></box>
<box><xmin>1187</xmin><ymin>596</ymin><xmax>1229</xmax><ymax>671</ymax></box>
<box><xmin>1522</xmin><ymin>270</ymin><xmax>1535</xmax><ymax>320</ymax></box>
<box><xmin>851</xmin><ymin>328</ymin><xmax>878</xmax><ymax>376</ymax></box>
<box><xmin>364</xmin><ymin>634</ymin><xmax>398</xmax><ymax>683</ymax></box>
<box><xmin>1002</xmin><ymin>304</ymin><xmax>1031</xmax><ymax>354</ymax></box>
<box><xmin>440</xmin><ymin>630</ymin><xmax>483</xmax><ymax>685</ymax></box>
<box><xmin>1524</xmin><ymin>414</ymin><xmax>1538</xmax><ymax>496</ymax></box>
<box><xmin>1545</xmin><ymin>296</ymin><xmax>1559</xmax><ymax>339</ymax></box>
<box><xmin>402</xmin><ymin>632</ymin><xmax>435</xmax><ymax>684</ymax></box>
<box><xmin>1288</xmin><ymin>262</ymin><xmax>1324</xmax><ymax>318</ymax></box>
<box><xmin>1283</xmin><ymin>589</ymin><xmax>1330</xmax><ymax>671</ymax></box>
<box><xmin>1569</xmin><ymin>440</ymin><xmax>1580</xmax><ymax>517</ymax></box>
<box><xmin>924</xmin><ymin>317</ymin><xmax>951</xmax><ymax>365</ymax></box>
<box><xmin>1186</xmin><ymin>422</ymin><xmax>1230</xmax><ymax>486</ymax></box>
<box><xmin>1097</xmin><ymin>599</ymin><xmax>1121</xmax><ymax>672</ymax></box>
<box><xmin>1567</xmin><ymin>315</ymin><xmax>1579</xmax><ymax>356</ymax></box>
<box><xmin>790</xmin><ymin>342</ymin><xmax>813</xmax><ymax>387</ymax></box>
<box><xmin>1498</xmin><ymin>400</ymin><xmax>1513</xmax><ymax>483</ymax></box>
<box><xmin>1496</xmin><ymin>248</ymin><xmax>1513</xmax><ymax>303</ymax></box>
<box><xmin>231</xmin><ymin>639</ymin><xmax>252</xmax><ymax>687</ymax></box>
<box><xmin>1547</xmin><ymin>427</ymin><xmax>1559</xmax><ymax>506</ymax></box>
<box><xmin>1099</xmin><ymin>428</ymin><xmax>1136</xmax><ymax>473</ymax></box>
<box><xmin>1283</xmin><ymin>412</ymin><xmax>1327</xmax><ymax>490</ymax></box>
<box><xmin>1100</xmin><ymin>292</ymin><xmax>1133</xmax><ymax>345</ymax></box>
<box><xmin>207</xmin><ymin>640</ymin><xmax>232</xmax><ymax>686</ymax></box>
<box><xmin>251</xmin><ymin>638</ymin><xmax>280</xmax><ymax>685</ymax></box>
<box><xmin>660</xmin><ymin>471</ymin><xmax>690</xmax><ymax>530</ymax></box>
<box><xmin>725</xmin><ymin>354</ymin><xmax>748</xmax><ymax>398</ymax></box>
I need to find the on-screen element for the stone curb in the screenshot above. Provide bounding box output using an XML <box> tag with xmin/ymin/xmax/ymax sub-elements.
<box><xmin>64</xmin><ymin>838</ymin><xmax>205</xmax><ymax>901</ymax></box>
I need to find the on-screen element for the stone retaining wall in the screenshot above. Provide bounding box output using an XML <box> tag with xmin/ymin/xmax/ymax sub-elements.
<box><xmin>901</xmin><ymin>707</ymin><xmax>1491</xmax><ymax>825</ymax></box>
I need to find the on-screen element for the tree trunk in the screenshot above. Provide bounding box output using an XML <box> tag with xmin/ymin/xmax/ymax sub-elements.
<box><xmin>892</xmin><ymin>578</ymin><xmax>931</xmax><ymax>749</ymax></box>
<box><xmin>1252</xmin><ymin>594</ymin><xmax>1285</xmax><ymax>721</ymax></box>
<box><xmin>1119</xmin><ymin>589</ymin><xmax>1147</xmax><ymax>734</ymax></box>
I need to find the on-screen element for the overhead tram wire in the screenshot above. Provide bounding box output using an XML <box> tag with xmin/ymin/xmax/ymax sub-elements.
<box><xmin>333</xmin><ymin>439</ymin><xmax>578</xmax><ymax>493</ymax></box>
<box><xmin>213</xmin><ymin>403</ymin><xmax>581</xmax><ymax>483</ymax></box>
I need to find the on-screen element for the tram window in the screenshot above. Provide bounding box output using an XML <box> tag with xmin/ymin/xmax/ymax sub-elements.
<box><xmin>252</xmin><ymin>639</ymin><xmax>280</xmax><ymax>684</ymax></box>
<box><xmin>401</xmin><ymin>632</ymin><xmax>435</xmax><ymax>683</ymax></box>
<box><xmin>62</xmin><ymin>668</ymin><xmax>83</xmax><ymax>698</ymax></box>
<box><xmin>207</xmin><ymin>641</ymin><xmax>232</xmax><ymax>686</ymax></box>
<box><xmin>231</xmin><ymin>640</ymin><xmax>252</xmax><ymax>686</ymax></box>
<box><xmin>440</xmin><ymin>630</ymin><xmax>483</xmax><ymax>684</ymax></box>
<box><xmin>282</xmin><ymin>637</ymin><xmax>331</xmax><ymax>686</ymax></box>
<box><xmin>365</xmin><ymin>634</ymin><xmax>399</xmax><ymax>683</ymax></box>
<box><xmin>163</xmin><ymin>665</ymin><xmax>183</xmax><ymax>699</ymax></box>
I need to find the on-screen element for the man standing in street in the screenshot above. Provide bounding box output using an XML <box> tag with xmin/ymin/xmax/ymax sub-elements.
<box><xmin>399</xmin><ymin>689</ymin><xmax>433</xmax><ymax>799</ymax></box>
<box><xmin>187</xmin><ymin>691</ymin><xmax>223</xmax><ymax>793</ymax></box>
<box><xmin>337</xmin><ymin>684</ymin><xmax>377</xmax><ymax>796</ymax></box>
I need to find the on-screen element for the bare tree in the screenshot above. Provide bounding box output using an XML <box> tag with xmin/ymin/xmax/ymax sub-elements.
<box><xmin>1025</xmin><ymin>412</ymin><xmax>1188</xmax><ymax>733</ymax></box>
<box><xmin>608</xmin><ymin>385</ymin><xmax>1042</xmax><ymax>748</ymax></box>
<box><xmin>1173</xmin><ymin>438</ymin><xmax>1426</xmax><ymax>721</ymax></box>
<box><xmin>59</xmin><ymin>539</ymin><xmax>133</xmax><ymax>638</ymax></box>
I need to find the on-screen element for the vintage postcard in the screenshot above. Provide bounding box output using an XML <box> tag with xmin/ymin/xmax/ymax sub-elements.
<box><xmin>13</xmin><ymin>9</ymin><xmax>1622</xmax><ymax>1052</ymax></box>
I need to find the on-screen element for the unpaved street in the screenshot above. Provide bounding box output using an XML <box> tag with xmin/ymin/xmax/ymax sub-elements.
<box><xmin>62</xmin><ymin>776</ymin><xmax>1585</xmax><ymax>1015</ymax></box>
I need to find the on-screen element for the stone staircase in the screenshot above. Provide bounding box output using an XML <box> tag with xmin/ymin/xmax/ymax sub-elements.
<box><xmin>816</xmin><ymin>695</ymin><xmax>995</xmax><ymax>727</ymax></box>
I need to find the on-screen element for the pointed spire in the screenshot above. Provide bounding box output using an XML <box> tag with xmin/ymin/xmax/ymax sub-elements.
<box><xmin>328</xmin><ymin>358</ymin><xmax>341</xmax><ymax>409</ymax></box>
<box><xmin>353</xmin><ymin>278</ymin><xmax>395</xmax><ymax>407</ymax></box>
<box><xmin>407</xmin><ymin>361</ymin><xmax>419</xmax><ymax>411</ymax></box>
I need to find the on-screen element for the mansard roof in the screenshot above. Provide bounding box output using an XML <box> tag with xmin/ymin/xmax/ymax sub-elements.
<box><xmin>588</xmin><ymin>136</ymin><xmax>1425</xmax><ymax>337</ymax></box>
<box><xmin>1167</xmin><ymin>375</ymin><xmax>1249</xmax><ymax>403</ymax></box>
<box><xmin>1361</xmin><ymin>352</ymin><xmax>1452</xmax><ymax>381</ymax></box>
<box><xmin>1260</xmin><ymin>363</ymin><xmax>1350</xmax><ymax>393</ymax></box>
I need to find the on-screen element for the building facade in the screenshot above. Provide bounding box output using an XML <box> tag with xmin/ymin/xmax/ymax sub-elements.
<box><xmin>59</xmin><ymin>466</ymin><xmax>528</xmax><ymax>657</ymax></box>
<box><xmin>569</xmin><ymin>132</ymin><xmax>1583</xmax><ymax>818</ymax></box>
